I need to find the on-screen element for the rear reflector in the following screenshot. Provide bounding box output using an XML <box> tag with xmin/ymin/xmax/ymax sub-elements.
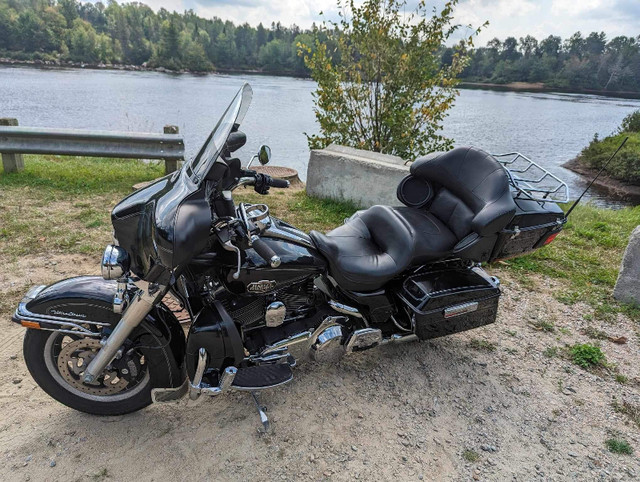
<box><xmin>21</xmin><ymin>321</ymin><xmax>41</xmax><ymax>329</ymax></box>
<box><xmin>544</xmin><ymin>232</ymin><xmax>560</xmax><ymax>245</ymax></box>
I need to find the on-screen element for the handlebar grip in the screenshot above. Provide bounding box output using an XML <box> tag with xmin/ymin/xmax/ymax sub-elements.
<box><xmin>250</xmin><ymin>235</ymin><xmax>281</xmax><ymax>268</ymax></box>
<box><xmin>267</xmin><ymin>177</ymin><xmax>290</xmax><ymax>189</ymax></box>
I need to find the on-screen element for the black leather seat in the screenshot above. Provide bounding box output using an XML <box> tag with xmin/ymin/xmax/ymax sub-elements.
<box><xmin>310</xmin><ymin>147</ymin><xmax>516</xmax><ymax>292</ymax></box>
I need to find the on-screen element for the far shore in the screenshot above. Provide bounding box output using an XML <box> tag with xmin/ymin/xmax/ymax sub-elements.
<box><xmin>563</xmin><ymin>157</ymin><xmax>640</xmax><ymax>204</ymax></box>
<box><xmin>3</xmin><ymin>58</ymin><xmax>640</xmax><ymax>100</ymax></box>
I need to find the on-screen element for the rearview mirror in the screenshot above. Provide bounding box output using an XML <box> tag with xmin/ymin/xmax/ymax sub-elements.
<box><xmin>258</xmin><ymin>145</ymin><xmax>271</xmax><ymax>165</ymax></box>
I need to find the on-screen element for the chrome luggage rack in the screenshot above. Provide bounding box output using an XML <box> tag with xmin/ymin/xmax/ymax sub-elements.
<box><xmin>492</xmin><ymin>152</ymin><xmax>570</xmax><ymax>204</ymax></box>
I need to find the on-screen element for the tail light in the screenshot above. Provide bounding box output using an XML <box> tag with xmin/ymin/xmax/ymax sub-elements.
<box><xmin>543</xmin><ymin>232</ymin><xmax>560</xmax><ymax>245</ymax></box>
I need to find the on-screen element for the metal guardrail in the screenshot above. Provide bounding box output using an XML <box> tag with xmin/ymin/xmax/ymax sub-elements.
<box><xmin>0</xmin><ymin>119</ymin><xmax>185</xmax><ymax>174</ymax></box>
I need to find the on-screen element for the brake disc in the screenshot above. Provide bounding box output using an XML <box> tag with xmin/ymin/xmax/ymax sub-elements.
<box><xmin>56</xmin><ymin>338</ymin><xmax>130</xmax><ymax>396</ymax></box>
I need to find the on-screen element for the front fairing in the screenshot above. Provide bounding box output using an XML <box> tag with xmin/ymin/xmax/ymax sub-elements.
<box><xmin>110</xmin><ymin>83</ymin><xmax>253</xmax><ymax>282</ymax></box>
<box><xmin>111</xmin><ymin>169</ymin><xmax>210</xmax><ymax>283</ymax></box>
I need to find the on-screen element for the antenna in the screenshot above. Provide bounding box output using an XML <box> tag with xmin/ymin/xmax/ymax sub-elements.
<box><xmin>565</xmin><ymin>136</ymin><xmax>629</xmax><ymax>218</ymax></box>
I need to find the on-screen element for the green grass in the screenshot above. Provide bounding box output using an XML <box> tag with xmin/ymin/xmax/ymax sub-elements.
<box><xmin>605</xmin><ymin>438</ymin><xmax>634</xmax><ymax>455</ymax></box>
<box><xmin>0</xmin><ymin>155</ymin><xmax>165</xmax><ymax>258</ymax></box>
<box><xmin>496</xmin><ymin>203</ymin><xmax>640</xmax><ymax>322</ymax></box>
<box><xmin>0</xmin><ymin>155</ymin><xmax>164</xmax><ymax>195</ymax></box>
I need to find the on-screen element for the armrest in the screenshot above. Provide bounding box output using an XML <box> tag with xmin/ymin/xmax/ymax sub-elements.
<box><xmin>471</xmin><ymin>190</ymin><xmax>516</xmax><ymax>236</ymax></box>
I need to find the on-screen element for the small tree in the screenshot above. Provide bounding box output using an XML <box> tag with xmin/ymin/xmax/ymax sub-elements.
<box><xmin>299</xmin><ymin>0</ymin><xmax>483</xmax><ymax>159</ymax></box>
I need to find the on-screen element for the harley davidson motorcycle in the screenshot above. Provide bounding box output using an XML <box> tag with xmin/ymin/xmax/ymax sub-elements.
<box><xmin>12</xmin><ymin>83</ymin><xmax>569</xmax><ymax>426</ymax></box>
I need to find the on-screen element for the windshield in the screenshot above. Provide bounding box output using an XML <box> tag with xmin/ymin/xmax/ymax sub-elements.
<box><xmin>189</xmin><ymin>83</ymin><xmax>253</xmax><ymax>181</ymax></box>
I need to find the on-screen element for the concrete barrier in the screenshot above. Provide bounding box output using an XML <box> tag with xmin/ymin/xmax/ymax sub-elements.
<box><xmin>614</xmin><ymin>225</ymin><xmax>640</xmax><ymax>306</ymax></box>
<box><xmin>306</xmin><ymin>145</ymin><xmax>409</xmax><ymax>207</ymax></box>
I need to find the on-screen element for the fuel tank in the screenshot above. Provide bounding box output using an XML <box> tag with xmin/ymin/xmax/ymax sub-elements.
<box><xmin>221</xmin><ymin>217</ymin><xmax>326</xmax><ymax>295</ymax></box>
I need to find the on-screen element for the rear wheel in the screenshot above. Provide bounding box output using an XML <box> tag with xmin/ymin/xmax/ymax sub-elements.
<box><xmin>24</xmin><ymin>329</ymin><xmax>152</xmax><ymax>415</ymax></box>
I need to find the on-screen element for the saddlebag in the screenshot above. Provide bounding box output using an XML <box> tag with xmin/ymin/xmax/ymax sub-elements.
<box><xmin>489</xmin><ymin>198</ymin><xmax>566</xmax><ymax>262</ymax></box>
<box><xmin>397</xmin><ymin>267</ymin><xmax>501</xmax><ymax>340</ymax></box>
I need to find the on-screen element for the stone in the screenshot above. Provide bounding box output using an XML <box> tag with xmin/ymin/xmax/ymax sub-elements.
<box><xmin>614</xmin><ymin>226</ymin><xmax>640</xmax><ymax>306</ymax></box>
<box><xmin>12</xmin><ymin>378</ymin><xmax>22</xmax><ymax>384</ymax></box>
<box><xmin>306</xmin><ymin>145</ymin><xmax>409</xmax><ymax>208</ymax></box>
<box><xmin>49</xmin><ymin>460</ymin><xmax>56</xmax><ymax>467</ymax></box>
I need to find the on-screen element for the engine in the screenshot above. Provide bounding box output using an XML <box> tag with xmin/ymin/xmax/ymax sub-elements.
<box><xmin>220</xmin><ymin>277</ymin><xmax>316</xmax><ymax>333</ymax></box>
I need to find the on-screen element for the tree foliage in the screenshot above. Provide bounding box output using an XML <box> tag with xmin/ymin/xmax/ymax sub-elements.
<box><xmin>300</xmin><ymin>0</ymin><xmax>482</xmax><ymax>159</ymax></box>
<box><xmin>0</xmin><ymin>0</ymin><xmax>318</xmax><ymax>73</ymax></box>
<box><xmin>461</xmin><ymin>31</ymin><xmax>640</xmax><ymax>93</ymax></box>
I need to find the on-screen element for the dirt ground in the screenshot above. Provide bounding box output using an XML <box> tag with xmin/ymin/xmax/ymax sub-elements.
<box><xmin>1</xmin><ymin>254</ymin><xmax>639</xmax><ymax>481</ymax></box>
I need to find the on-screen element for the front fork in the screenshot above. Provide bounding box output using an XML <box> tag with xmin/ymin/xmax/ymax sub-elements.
<box><xmin>83</xmin><ymin>281</ymin><xmax>166</xmax><ymax>384</ymax></box>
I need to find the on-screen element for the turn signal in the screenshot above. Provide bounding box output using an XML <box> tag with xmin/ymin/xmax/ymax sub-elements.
<box><xmin>21</xmin><ymin>321</ymin><xmax>41</xmax><ymax>329</ymax></box>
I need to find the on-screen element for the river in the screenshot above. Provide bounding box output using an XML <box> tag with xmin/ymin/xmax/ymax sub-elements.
<box><xmin>2</xmin><ymin>66</ymin><xmax>640</xmax><ymax>207</ymax></box>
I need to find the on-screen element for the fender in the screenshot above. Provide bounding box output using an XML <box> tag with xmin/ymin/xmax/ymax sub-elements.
<box><xmin>13</xmin><ymin>276</ymin><xmax>187</xmax><ymax>389</ymax></box>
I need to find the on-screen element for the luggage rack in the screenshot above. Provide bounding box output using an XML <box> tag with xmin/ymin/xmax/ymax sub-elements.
<box><xmin>492</xmin><ymin>152</ymin><xmax>570</xmax><ymax>204</ymax></box>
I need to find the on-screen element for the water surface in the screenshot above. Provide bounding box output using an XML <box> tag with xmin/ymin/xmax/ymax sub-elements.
<box><xmin>2</xmin><ymin>66</ymin><xmax>640</xmax><ymax>207</ymax></box>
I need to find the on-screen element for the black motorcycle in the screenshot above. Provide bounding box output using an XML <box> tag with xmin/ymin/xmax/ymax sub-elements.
<box><xmin>13</xmin><ymin>83</ymin><xmax>568</xmax><ymax>427</ymax></box>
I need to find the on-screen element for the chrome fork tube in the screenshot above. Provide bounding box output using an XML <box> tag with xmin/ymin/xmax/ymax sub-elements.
<box><xmin>83</xmin><ymin>286</ymin><xmax>164</xmax><ymax>383</ymax></box>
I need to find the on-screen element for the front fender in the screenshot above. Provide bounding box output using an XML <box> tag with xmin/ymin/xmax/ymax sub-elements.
<box><xmin>13</xmin><ymin>276</ymin><xmax>187</xmax><ymax>389</ymax></box>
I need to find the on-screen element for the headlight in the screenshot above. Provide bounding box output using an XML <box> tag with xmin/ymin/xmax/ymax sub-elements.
<box><xmin>101</xmin><ymin>245</ymin><xmax>130</xmax><ymax>280</ymax></box>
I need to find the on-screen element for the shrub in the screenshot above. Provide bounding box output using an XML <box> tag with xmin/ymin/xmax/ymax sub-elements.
<box><xmin>620</xmin><ymin>110</ymin><xmax>640</xmax><ymax>133</ymax></box>
<box><xmin>570</xmin><ymin>343</ymin><xmax>605</xmax><ymax>368</ymax></box>
<box><xmin>300</xmin><ymin>0</ymin><xmax>484</xmax><ymax>159</ymax></box>
<box><xmin>577</xmin><ymin>132</ymin><xmax>640</xmax><ymax>184</ymax></box>
<box><xmin>605</xmin><ymin>438</ymin><xmax>633</xmax><ymax>455</ymax></box>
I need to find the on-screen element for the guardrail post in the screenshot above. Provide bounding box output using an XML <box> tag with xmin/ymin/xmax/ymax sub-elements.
<box><xmin>0</xmin><ymin>118</ymin><xmax>24</xmax><ymax>173</ymax></box>
<box><xmin>163</xmin><ymin>125</ymin><xmax>180</xmax><ymax>174</ymax></box>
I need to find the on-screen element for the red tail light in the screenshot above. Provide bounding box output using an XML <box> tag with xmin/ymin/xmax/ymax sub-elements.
<box><xmin>543</xmin><ymin>232</ymin><xmax>560</xmax><ymax>245</ymax></box>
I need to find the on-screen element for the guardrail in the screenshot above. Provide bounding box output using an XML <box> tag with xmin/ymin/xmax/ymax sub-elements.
<box><xmin>0</xmin><ymin>118</ymin><xmax>185</xmax><ymax>174</ymax></box>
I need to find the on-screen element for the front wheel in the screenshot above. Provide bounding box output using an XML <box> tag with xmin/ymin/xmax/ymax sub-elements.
<box><xmin>24</xmin><ymin>329</ymin><xmax>152</xmax><ymax>415</ymax></box>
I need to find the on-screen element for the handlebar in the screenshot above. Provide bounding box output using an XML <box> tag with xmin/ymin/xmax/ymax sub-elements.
<box><xmin>268</xmin><ymin>177</ymin><xmax>290</xmax><ymax>189</ymax></box>
<box><xmin>233</xmin><ymin>171</ymin><xmax>290</xmax><ymax>193</ymax></box>
<box><xmin>251</xmin><ymin>235</ymin><xmax>281</xmax><ymax>268</ymax></box>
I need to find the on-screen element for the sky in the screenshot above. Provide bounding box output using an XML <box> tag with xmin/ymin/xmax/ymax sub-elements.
<box><xmin>132</xmin><ymin>0</ymin><xmax>640</xmax><ymax>45</ymax></box>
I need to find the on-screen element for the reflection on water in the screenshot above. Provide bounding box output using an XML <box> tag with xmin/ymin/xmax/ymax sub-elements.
<box><xmin>2</xmin><ymin>66</ymin><xmax>639</xmax><ymax>208</ymax></box>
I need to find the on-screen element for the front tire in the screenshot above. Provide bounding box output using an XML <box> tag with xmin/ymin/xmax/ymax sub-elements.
<box><xmin>24</xmin><ymin>329</ymin><xmax>152</xmax><ymax>416</ymax></box>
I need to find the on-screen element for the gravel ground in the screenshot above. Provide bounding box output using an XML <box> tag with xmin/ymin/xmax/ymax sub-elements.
<box><xmin>1</xmin><ymin>254</ymin><xmax>639</xmax><ymax>481</ymax></box>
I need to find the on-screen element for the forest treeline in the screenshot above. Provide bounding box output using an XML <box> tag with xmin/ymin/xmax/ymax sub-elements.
<box><xmin>1</xmin><ymin>0</ymin><xmax>639</xmax><ymax>93</ymax></box>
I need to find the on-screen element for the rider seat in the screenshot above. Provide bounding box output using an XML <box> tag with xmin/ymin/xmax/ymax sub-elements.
<box><xmin>310</xmin><ymin>147</ymin><xmax>516</xmax><ymax>292</ymax></box>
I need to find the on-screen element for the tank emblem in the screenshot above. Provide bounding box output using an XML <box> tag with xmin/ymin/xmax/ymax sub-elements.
<box><xmin>247</xmin><ymin>280</ymin><xmax>277</xmax><ymax>293</ymax></box>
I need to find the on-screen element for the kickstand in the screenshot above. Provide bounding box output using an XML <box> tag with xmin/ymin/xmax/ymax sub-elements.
<box><xmin>251</xmin><ymin>391</ymin><xmax>270</xmax><ymax>433</ymax></box>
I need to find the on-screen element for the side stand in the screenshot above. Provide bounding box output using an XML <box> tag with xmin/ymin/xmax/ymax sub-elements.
<box><xmin>251</xmin><ymin>391</ymin><xmax>270</xmax><ymax>433</ymax></box>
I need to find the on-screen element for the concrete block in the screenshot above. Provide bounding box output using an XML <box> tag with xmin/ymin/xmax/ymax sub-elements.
<box><xmin>306</xmin><ymin>145</ymin><xmax>409</xmax><ymax>208</ymax></box>
<box><xmin>614</xmin><ymin>225</ymin><xmax>640</xmax><ymax>306</ymax></box>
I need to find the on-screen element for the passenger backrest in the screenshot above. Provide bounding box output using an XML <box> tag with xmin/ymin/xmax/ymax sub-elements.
<box><xmin>410</xmin><ymin>147</ymin><xmax>516</xmax><ymax>239</ymax></box>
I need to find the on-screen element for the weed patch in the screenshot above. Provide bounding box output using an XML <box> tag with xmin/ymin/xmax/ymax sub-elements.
<box><xmin>605</xmin><ymin>438</ymin><xmax>633</xmax><ymax>455</ymax></box>
<box><xmin>469</xmin><ymin>339</ymin><xmax>497</xmax><ymax>352</ymax></box>
<box><xmin>570</xmin><ymin>344</ymin><xmax>605</xmax><ymax>369</ymax></box>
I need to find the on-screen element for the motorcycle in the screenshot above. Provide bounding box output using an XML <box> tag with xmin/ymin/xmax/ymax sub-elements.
<box><xmin>12</xmin><ymin>83</ymin><xmax>569</xmax><ymax>428</ymax></box>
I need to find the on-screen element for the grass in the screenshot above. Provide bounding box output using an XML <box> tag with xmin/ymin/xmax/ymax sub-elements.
<box><xmin>462</xmin><ymin>449</ymin><xmax>480</xmax><ymax>462</ymax></box>
<box><xmin>569</xmin><ymin>343</ymin><xmax>605</xmax><ymax>369</ymax></box>
<box><xmin>496</xmin><ymin>203</ymin><xmax>640</xmax><ymax>322</ymax></box>
<box><xmin>469</xmin><ymin>338</ymin><xmax>497</xmax><ymax>352</ymax></box>
<box><xmin>612</xmin><ymin>399</ymin><xmax>640</xmax><ymax>428</ymax></box>
<box><xmin>0</xmin><ymin>155</ymin><xmax>164</xmax><ymax>259</ymax></box>
<box><xmin>529</xmin><ymin>319</ymin><xmax>555</xmax><ymax>333</ymax></box>
<box><xmin>0</xmin><ymin>155</ymin><xmax>356</xmax><ymax>261</ymax></box>
<box><xmin>1</xmin><ymin>155</ymin><xmax>639</xmax><ymax>327</ymax></box>
<box><xmin>605</xmin><ymin>438</ymin><xmax>634</xmax><ymax>455</ymax></box>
